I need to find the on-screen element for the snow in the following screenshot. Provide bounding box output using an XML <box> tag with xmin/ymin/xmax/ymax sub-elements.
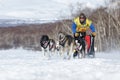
<box><xmin>0</xmin><ymin>19</ymin><xmax>58</xmax><ymax>27</ymax></box>
<box><xmin>0</xmin><ymin>48</ymin><xmax>120</xmax><ymax>80</ymax></box>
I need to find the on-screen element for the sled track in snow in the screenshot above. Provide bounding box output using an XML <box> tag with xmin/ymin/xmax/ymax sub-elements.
<box><xmin>0</xmin><ymin>48</ymin><xmax>120</xmax><ymax>80</ymax></box>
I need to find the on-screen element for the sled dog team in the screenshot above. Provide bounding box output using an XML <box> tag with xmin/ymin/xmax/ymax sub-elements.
<box><xmin>40</xmin><ymin>13</ymin><xmax>96</xmax><ymax>59</ymax></box>
<box><xmin>40</xmin><ymin>32</ymin><xmax>93</xmax><ymax>59</ymax></box>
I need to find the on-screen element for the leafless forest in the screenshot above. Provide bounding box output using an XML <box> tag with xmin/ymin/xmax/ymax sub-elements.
<box><xmin>0</xmin><ymin>0</ymin><xmax>119</xmax><ymax>51</ymax></box>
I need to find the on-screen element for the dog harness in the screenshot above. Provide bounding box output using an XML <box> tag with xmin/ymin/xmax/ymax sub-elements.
<box><xmin>59</xmin><ymin>37</ymin><xmax>67</xmax><ymax>47</ymax></box>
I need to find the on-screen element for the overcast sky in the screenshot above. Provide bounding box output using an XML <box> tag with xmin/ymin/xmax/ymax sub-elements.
<box><xmin>0</xmin><ymin>0</ymin><xmax>105</xmax><ymax>20</ymax></box>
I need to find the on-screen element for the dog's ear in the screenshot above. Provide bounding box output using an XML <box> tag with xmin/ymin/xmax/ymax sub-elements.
<box><xmin>58</xmin><ymin>32</ymin><xmax>65</xmax><ymax>40</ymax></box>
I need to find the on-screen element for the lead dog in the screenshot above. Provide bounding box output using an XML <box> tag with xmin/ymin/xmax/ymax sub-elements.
<box><xmin>40</xmin><ymin>35</ymin><xmax>56</xmax><ymax>56</ymax></box>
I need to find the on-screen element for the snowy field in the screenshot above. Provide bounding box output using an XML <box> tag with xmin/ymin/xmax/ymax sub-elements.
<box><xmin>0</xmin><ymin>48</ymin><xmax>120</xmax><ymax>80</ymax></box>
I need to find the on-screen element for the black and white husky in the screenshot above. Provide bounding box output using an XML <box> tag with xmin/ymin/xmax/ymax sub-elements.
<box><xmin>73</xmin><ymin>32</ymin><xmax>86</xmax><ymax>58</ymax></box>
<box><xmin>58</xmin><ymin>32</ymin><xmax>74</xmax><ymax>59</ymax></box>
<box><xmin>73</xmin><ymin>37</ymin><xmax>86</xmax><ymax>58</ymax></box>
<box><xmin>40</xmin><ymin>35</ymin><xmax>56</xmax><ymax>57</ymax></box>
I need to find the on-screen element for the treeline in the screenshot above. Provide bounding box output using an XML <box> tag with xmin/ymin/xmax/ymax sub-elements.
<box><xmin>0</xmin><ymin>23</ymin><xmax>56</xmax><ymax>50</ymax></box>
<box><xmin>89</xmin><ymin>7</ymin><xmax>120</xmax><ymax>51</ymax></box>
<box><xmin>0</xmin><ymin>21</ymin><xmax>72</xmax><ymax>50</ymax></box>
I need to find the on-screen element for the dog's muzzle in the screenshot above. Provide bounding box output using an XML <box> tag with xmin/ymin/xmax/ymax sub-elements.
<box><xmin>42</xmin><ymin>41</ymin><xmax>49</xmax><ymax>48</ymax></box>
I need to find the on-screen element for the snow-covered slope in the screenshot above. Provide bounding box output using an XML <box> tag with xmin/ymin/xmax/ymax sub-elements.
<box><xmin>0</xmin><ymin>48</ymin><xmax>120</xmax><ymax>80</ymax></box>
<box><xmin>0</xmin><ymin>19</ymin><xmax>58</xmax><ymax>27</ymax></box>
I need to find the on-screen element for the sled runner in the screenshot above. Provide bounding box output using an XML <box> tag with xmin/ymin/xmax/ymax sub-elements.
<box><xmin>87</xmin><ymin>36</ymin><xmax>95</xmax><ymax>58</ymax></box>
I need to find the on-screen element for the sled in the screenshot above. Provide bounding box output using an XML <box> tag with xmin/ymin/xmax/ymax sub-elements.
<box><xmin>87</xmin><ymin>36</ymin><xmax>95</xmax><ymax>58</ymax></box>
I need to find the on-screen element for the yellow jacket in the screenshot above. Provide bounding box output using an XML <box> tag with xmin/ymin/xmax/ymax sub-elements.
<box><xmin>74</xmin><ymin>17</ymin><xmax>92</xmax><ymax>32</ymax></box>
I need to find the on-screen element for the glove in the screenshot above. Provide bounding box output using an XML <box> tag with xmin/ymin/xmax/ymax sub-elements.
<box><xmin>75</xmin><ymin>33</ymin><xmax>79</xmax><ymax>37</ymax></box>
<box><xmin>92</xmin><ymin>32</ymin><xmax>96</xmax><ymax>37</ymax></box>
<box><xmin>86</xmin><ymin>28</ymin><xmax>92</xmax><ymax>35</ymax></box>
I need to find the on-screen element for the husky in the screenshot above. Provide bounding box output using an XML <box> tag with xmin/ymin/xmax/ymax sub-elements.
<box><xmin>58</xmin><ymin>32</ymin><xmax>74</xmax><ymax>59</ymax></box>
<box><xmin>73</xmin><ymin>33</ymin><xmax>86</xmax><ymax>58</ymax></box>
<box><xmin>40</xmin><ymin>35</ymin><xmax>56</xmax><ymax>57</ymax></box>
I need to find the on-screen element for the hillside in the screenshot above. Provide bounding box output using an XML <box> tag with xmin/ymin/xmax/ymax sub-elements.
<box><xmin>0</xmin><ymin>20</ymin><xmax>72</xmax><ymax>50</ymax></box>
